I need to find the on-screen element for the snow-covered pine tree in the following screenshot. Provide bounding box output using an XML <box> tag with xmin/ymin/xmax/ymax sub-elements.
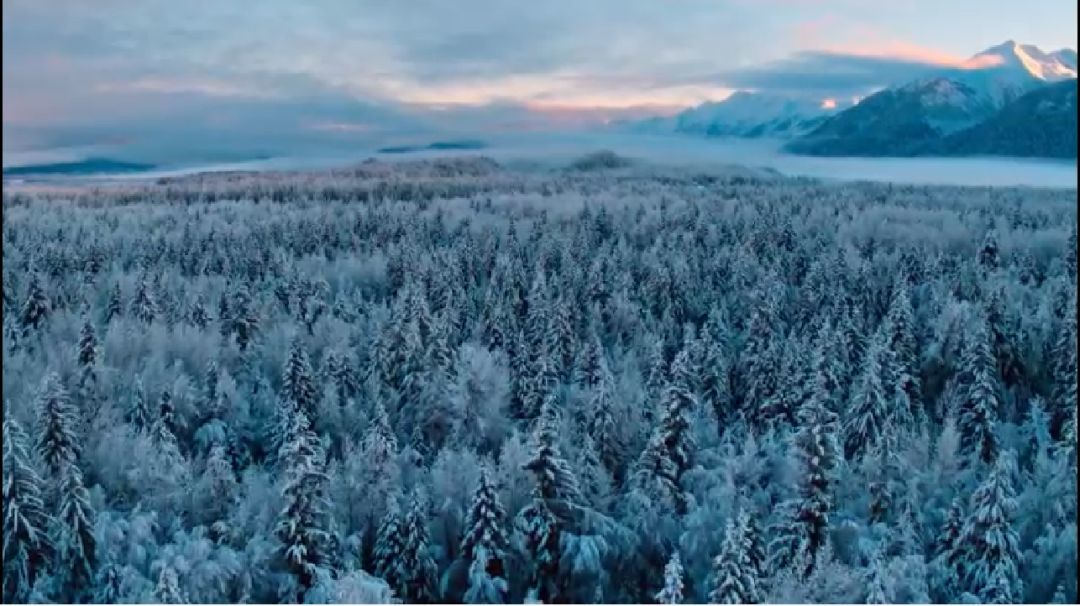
<box><xmin>656</xmin><ymin>551</ymin><xmax>685</xmax><ymax>604</ymax></box>
<box><xmin>588</xmin><ymin>365</ymin><xmax>625</xmax><ymax>483</ymax></box>
<box><xmin>574</xmin><ymin>321</ymin><xmax>605</xmax><ymax>392</ymax></box>
<box><xmin>518</xmin><ymin>396</ymin><xmax>582</xmax><ymax>603</ymax></box>
<box><xmin>131</xmin><ymin>277</ymin><xmax>158</xmax><ymax>324</ymax></box>
<box><xmin>768</xmin><ymin>374</ymin><xmax>840</xmax><ymax>579</ymax></box>
<box><xmin>75</xmin><ymin>316</ymin><xmax>100</xmax><ymax>426</ymax></box>
<box><xmin>128</xmin><ymin>378</ymin><xmax>150</xmax><ymax>433</ymax></box>
<box><xmin>700</xmin><ymin>309</ymin><xmax>733</xmax><ymax>431</ymax></box>
<box><xmin>3</xmin><ymin>416</ymin><xmax>52</xmax><ymax>603</ymax></box>
<box><xmin>104</xmin><ymin>282</ymin><xmax>123</xmax><ymax>324</ymax></box>
<box><xmin>35</xmin><ymin>373</ymin><xmax>79</xmax><ymax>479</ymax></box>
<box><xmin>19</xmin><ymin>273</ymin><xmax>50</xmax><ymax>333</ymax></box>
<box><xmin>844</xmin><ymin>330</ymin><xmax>890</xmax><ymax>460</ymax></box>
<box><xmin>281</xmin><ymin>336</ymin><xmax>319</xmax><ymax>421</ymax></box>
<box><xmin>228</xmin><ymin>284</ymin><xmax>259</xmax><ymax>351</ymax></box>
<box><xmin>152</xmin><ymin>388</ymin><xmax>181</xmax><ymax>457</ymax></box>
<box><xmin>957</xmin><ymin>313</ymin><xmax>1001</xmax><ymax>466</ymax></box>
<box><xmin>401</xmin><ymin>490</ymin><xmax>438</xmax><ymax>603</ymax></box>
<box><xmin>882</xmin><ymin>280</ymin><xmax>922</xmax><ymax>423</ymax></box>
<box><xmin>154</xmin><ymin>564</ymin><xmax>187</xmax><ymax>604</ymax></box>
<box><xmin>461</xmin><ymin>466</ymin><xmax>509</xmax><ymax>603</ymax></box>
<box><xmin>1049</xmin><ymin>292</ymin><xmax>1077</xmax><ymax>440</ymax></box>
<box><xmin>932</xmin><ymin>497</ymin><xmax>967</xmax><ymax>601</ymax></box>
<box><xmin>189</xmin><ymin>295</ymin><xmax>211</xmax><ymax>330</ymax></box>
<box><xmin>52</xmin><ymin>459</ymin><xmax>97</xmax><ymax>602</ymax></box>
<box><xmin>274</xmin><ymin>406</ymin><xmax>331</xmax><ymax>602</ymax></box>
<box><xmin>633</xmin><ymin>348</ymin><xmax>696</xmax><ymax>513</ymax></box>
<box><xmin>709</xmin><ymin>516</ymin><xmax>760</xmax><ymax>604</ymax></box>
<box><xmin>373</xmin><ymin>494</ymin><xmax>406</xmax><ymax>594</ymax></box>
<box><xmin>961</xmin><ymin>454</ymin><xmax>1022</xmax><ymax>604</ymax></box>
<box><xmin>864</xmin><ymin>548</ymin><xmax>888</xmax><ymax>604</ymax></box>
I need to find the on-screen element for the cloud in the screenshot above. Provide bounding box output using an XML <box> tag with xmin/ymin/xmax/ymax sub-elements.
<box><xmin>706</xmin><ymin>50</ymin><xmax>954</xmax><ymax>97</ymax></box>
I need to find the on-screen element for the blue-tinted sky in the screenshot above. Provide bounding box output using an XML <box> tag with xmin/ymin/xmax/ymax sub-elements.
<box><xmin>3</xmin><ymin>0</ymin><xmax>1076</xmax><ymax>163</ymax></box>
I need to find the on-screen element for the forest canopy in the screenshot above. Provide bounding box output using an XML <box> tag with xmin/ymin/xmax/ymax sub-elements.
<box><xmin>2</xmin><ymin>157</ymin><xmax>1076</xmax><ymax>604</ymax></box>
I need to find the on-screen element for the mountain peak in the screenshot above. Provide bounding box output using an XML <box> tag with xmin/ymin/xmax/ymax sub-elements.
<box><xmin>969</xmin><ymin>40</ymin><xmax>1077</xmax><ymax>81</ymax></box>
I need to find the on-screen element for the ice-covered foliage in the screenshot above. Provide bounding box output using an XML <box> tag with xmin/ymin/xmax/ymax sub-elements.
<box><xmin>1</xmin><ymin>156</ymin><xmax>1075</xmax><ymax>603</ymax></box>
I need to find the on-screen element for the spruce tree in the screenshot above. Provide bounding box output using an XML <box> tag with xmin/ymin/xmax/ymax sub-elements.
<box><xmin>76</xmin><ymin>317</ymin><xmax>100</xmax><ymax>426</ymax></box>
<box><xmin>882</xmin><ymin>281</ymin><xmax>922</xmax><ymax>423</ymax></box>
<box><xmin>656</xmin><ymin>551</ymin><xmax>685</xmax><ymax>604</ymax></box>
<box><xmin>401</xmin><ymin>490</ymin><xmax>438</xmax><ymax>603</ymax></box>
<box><xmin>19</xmin><ymin>273</ymin><xmax>50</xmax><ymax>333</ymax></box>
<box><xmin>958</xmin><ymin>314</ymin><xmax>1001</xmax><ymax>465</ymax></box>
<box><xmin>769</xmin><ymin>378</ymin><xmax>839</xmax><ymax>578</ymax></box>
<box><xmin>1049</xmin><ymin>293</ymin><xmax>1077</xmax><ymax>440</ymax></box>
<box><xmin>373</xmin><ymin>496</ymin><xmax>406</xmax><ymax>595</ymax></box>
<box><xmin>274</xmin><ymin>407</ymin><xmax>331</xmax><ymax>602</ymax></box>
<box><xmin>131</xmin><ymin>277</ymin><xmax>158</xmax><ymax>324</ymax></box>
<box><xmin>462</xmin><ymin>466</ymin><xmax>509</xmax><ymax>604</ymax></box>
<box><xmin>53</xmin><ymin>460</ymin><xmax>97</xmax><ymax>602</ymax></box>
<box><xmin>128</xmin><ymin>378</ymin><xmax>150</xmax><ymax>432</ymax></box>
<box><xmin>154</xmin><ymin>565</ymin><xmax>187</xmax><ymax>604</ymax></box>
<box><xmin>709</xmin><ymin>516</ymin><xmax>761</xmax><ymax>604</ymax></box>
<box><xmin>36</xmin><ymin>373</ymin><xmax>79</xmax><ymax>479</ymax></box>
<box><xmin>3</xmin><ymin>416</ymin><xmax>52</xmax><ymax>603</ymax></box>
<box><xmin>961</xmin><ymin>455</ymin><xmax>1022</xmax><ymax>604</ymax></box>
<box><xmin>104</xmin><ymin>282</ymin><xmax>123</xmax><ymax>324</ymax></box>
<box><xmin>281</xmin><ymin>337</ymin><xmax>319</xmax><ymax>421</ymax></box>
<box><xmin>932</xmin><ymin>497</ymin><xmax>966</xmax><ymax>601</ymax></box>
<box><xmin>634</xmin><ymin>349</ymin><xmax>696</xmax><ymax>513</ymax></box>
<box><xmin>519</xmin><ymin>396</ymin><xmax>581</xmax><ymax>603</ymax></box>
<box><xmin>844</xmin><ymin>332</ymin><xmax>890</xmax><ymax>460</ymax></box>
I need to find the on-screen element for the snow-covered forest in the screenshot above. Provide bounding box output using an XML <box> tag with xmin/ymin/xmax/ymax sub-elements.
<box><xmin>2</xmin><ymin>156</ymin><xmax>1076</xmax><ymax>604</ymax></box>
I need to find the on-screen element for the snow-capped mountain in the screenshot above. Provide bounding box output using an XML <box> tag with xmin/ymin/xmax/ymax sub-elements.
<box><xmin>786</xmin><ymin>40</ymin><xmax>1077</xmax><ymax>157</ymax></box>
<box><xmin>631</xmin><ymin>91</ymin><xmax>842</xmax><ymax>139</ymax></box>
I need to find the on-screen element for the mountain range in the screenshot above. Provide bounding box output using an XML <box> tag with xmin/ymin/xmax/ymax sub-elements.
<box><xmin>636</xmin><ymin>41</ymin><xmax>1077</xmax><ymax>159</ymax></box>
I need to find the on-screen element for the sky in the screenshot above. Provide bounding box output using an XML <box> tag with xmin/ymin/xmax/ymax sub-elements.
<box><xmin>2</xmin><ymin>0</ymin><xmax>1077</xmax><ymax>165</ymax></box>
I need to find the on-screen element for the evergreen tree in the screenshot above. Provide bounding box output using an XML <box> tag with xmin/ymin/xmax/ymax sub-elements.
<box><xmin>700</xmin><ymin>315</ymin><xmax>732</xmax><ymax>430</ymax></box>
<box><xmin>518</xmin><ymin>397</ymin><xmax>581</xmax><ymax>603</ymax></box>
<box><xmin>3</xmin><ymin>416</ymin><xmax>52</xmax><ymax>603</ymax></box>
<box><xmin>961</xmin><ymin>454</ymin><xmax>1022</xmax><ymax>604</ymax></box>
<box><xmin>709</xmin><ymin>516</ymin><xmax>761</xmax><ymax>604</ymax></box>
<box><xmin>844</xmin><ymin>332</ymin><xmax>890</xmax><ymax>460</ymax></box>
<box><xmin>373</xmin><ymin>496</ymin><xmax>406</xmax><ymax>595</ymax></box>
<box><xmin>769</xmin><ymin>379</ymin><xmax>839</xmax><ymax>578</ymax></box>
<box><xmin>588</xmin><ymin>367</ymin><xmax>625</xmax><ymax>482</ymax></box>
<box><xmin>274</xmin><ymin>407</ymin><xmax>331</xmax><ymax>602</ymax></box>
<box><xmin>19</xmin><ymin>273</ymin><xmax>50</xmax><ymax>333</ymax></box>
<box><xmin>35</xmin><ymin>373</ymin><xmax>79</xmax><ymax>478</ymax></box>
<box><xmin>958</xmin><ymin>314</ymin><xmax>1001</xmax><ymax>465</ymax></box>
<box><xmin>154</xmin><ymin>565</ymin><xmax>187</xmax><ymax>604</ymax></box>
<box><xmin>76</xmin><ymin>317</ymin><xmax>100</xmax><ymax>426</ymax></box>
<box><xmin>128</xmin><ymin>379</ymin><xmax>150</xmax><ymax>432</ymax></box>
<box><xmin>401</xmin><ymin>490</ymin><xmax>438</xmax><ymax>603</ymax></box>
<box><xmin>189</xmin><ymin>295</ymin><xmax>211</xmax><ymax>330</ymax></box>
<box><xmin>131</xmin><ymin>277</ymin><xmax>158</xmax><ymax>324</ymax></box>
<box><xmin>634</xmin><ymin>349</ymin><xmax>696</xmax><ymax>513</ymax></box>
<box><xmin>461</xmin><ymin>466</ymin><xmax>509</xmax><ymax>604</ymax></box>
<box><xmin>281</xmin><ymin>337</ymin><xmax>319</xmax><ymax>420</ymax></box>
<box><xmin>656</xmin><ymin>551</ymin><xmax>685</xmax><ymax>604</ymax></box>
<box><xmin>932</xmin><ymin>497</ymin><xmax>967</xmax><ymax>601</ymax></box>
<box><xmin>53</xmin><ymin>460</ymin><xmax>97</xmax><ymax>602</ymax></box>
<box><xmin>228</xmin><ymin>284</ymin><xmax>259</xmax><ymax>351</ymax></box>
<box><xmin>864</xmin><ymin>549</ymin><xmax>888</xmax><ymax>604</ymax></box>
<box><xmin>1049</xmin><ymin>293</ymin><xmax>1077</xmax><ymax>439</ymax></box>
<box><xmin>104</xmin><ymin>282</ymin><xmax>123</xmax><ymax>324</ymax></box>
<box><xmin>882</xmin><ymin>281</ymin><xmax>922</xmax><ymax>423</ymax></box>
<box><xmin>152</xmin><ymin>388</ymin><xmax>181</xmax><ymax>457</ymax></box>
